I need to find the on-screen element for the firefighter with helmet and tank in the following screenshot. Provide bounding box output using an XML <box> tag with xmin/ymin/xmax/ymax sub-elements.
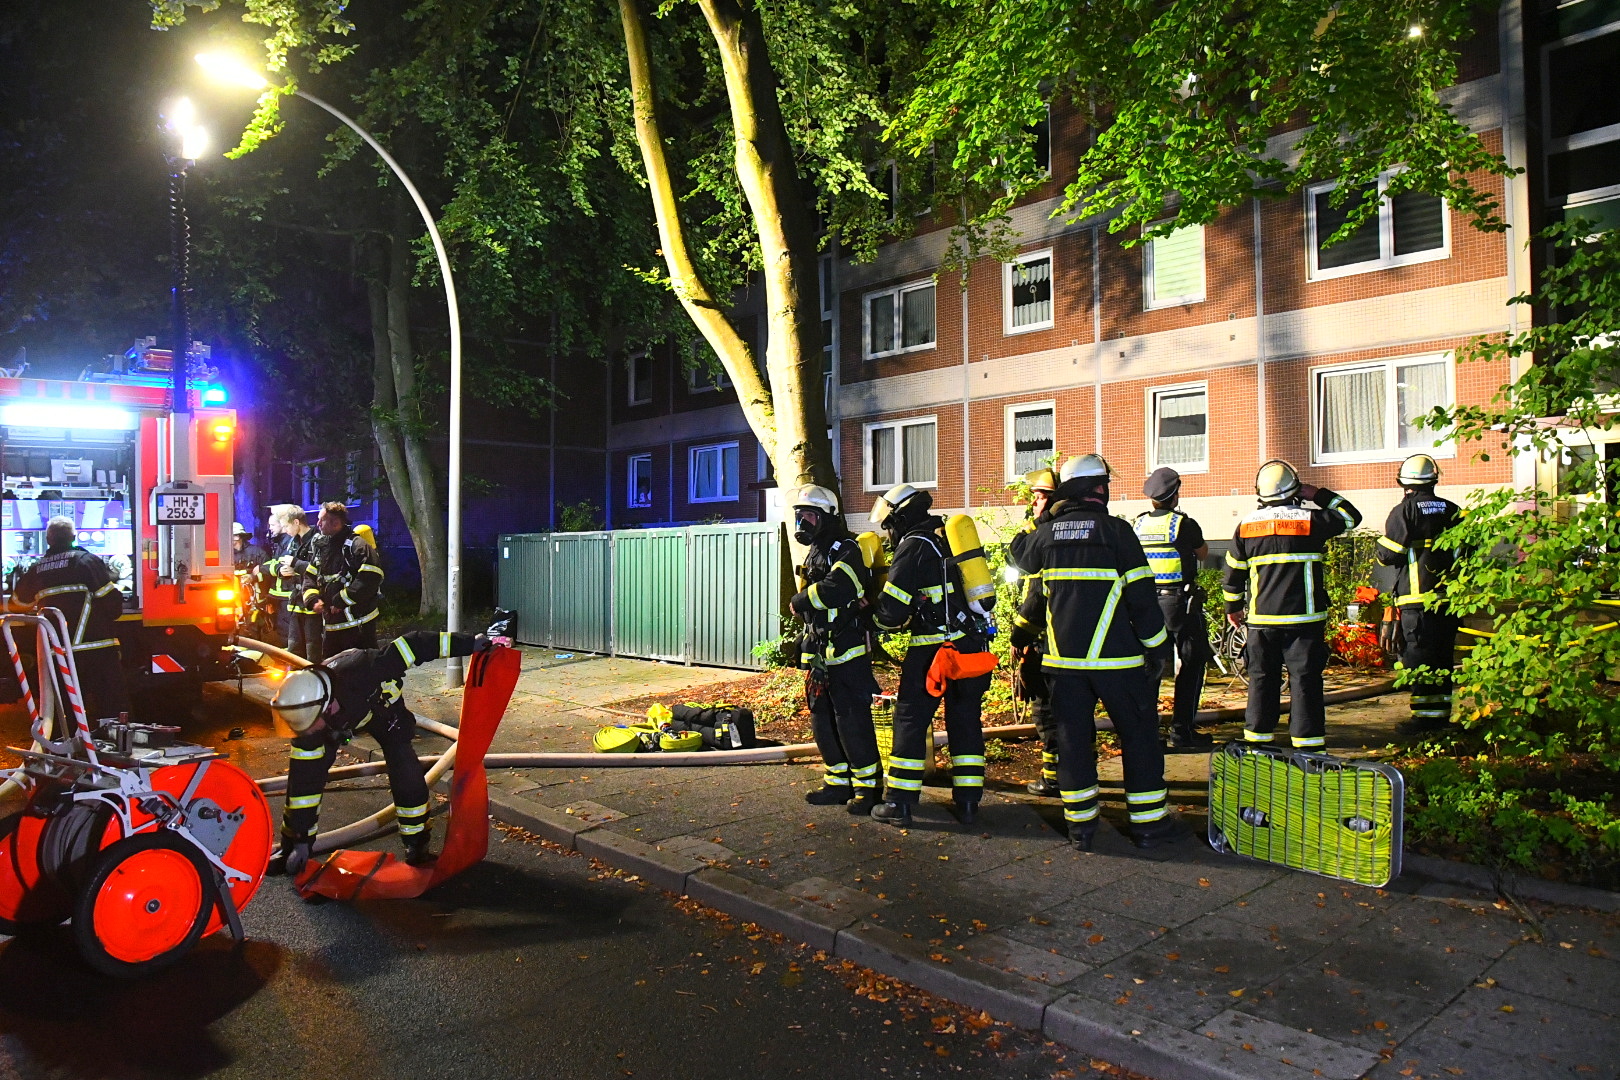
<box><xmin>1006</xmin><ymin>467</ymin><xmax>1061</xmax><ymax>796</ymax></box>
<box><xmin>1375</xmin><ymin>454</ymin><xmax>1462</xmax><ymax>739</ymax></box>
<box><xmin>867</xmin><ymin>484</ymin><xmax>993</xmax><ymax>827</ymax></box>
<box><xmin>788</xmin><ymin>485</ymin><xmax>883</xmax><ymax>813</ymax></box>
<box><xmin>267</xmin><ymin>610</ymin><xmax>518</xmax><ymax>875</ymax></box>
<box><xmin>11</xmin><ymin>515</ymin><xmax>130</xmax><ymax>722</ymax></box>
<box><xmin>303</xmin><ymin>502</ymin><xmax>384</xmax><ymax>655</ymax></box>
<box><xmin>1133</xmin><ymin>467</ymin><xmax>1214</xmax><ymax>749</ymax></box>
<box><xmin>1223</xmin><ymin>460</ymin><xmax>1362</xmax><ymax>749</ymax></box>
<box><xmin>1008</xmin><ymin>455</ymin><xmax>1180</xmax><ymax>849</ymax></box>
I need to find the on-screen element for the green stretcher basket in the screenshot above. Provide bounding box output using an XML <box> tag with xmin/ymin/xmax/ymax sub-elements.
<box><xmin>1208</xmin><ymin>742</ymin><xmax>1404</xmax><ymax>888</ymax></box>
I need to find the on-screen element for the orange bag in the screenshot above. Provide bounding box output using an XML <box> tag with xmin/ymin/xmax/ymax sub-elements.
<box><xmin>925</xmin><ymin>640</ymin><xmax>999</xmax><ymax>697</ymax></box>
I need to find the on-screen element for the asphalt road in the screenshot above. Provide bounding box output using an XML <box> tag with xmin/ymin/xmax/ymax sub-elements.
<box><xmin>0</xmin><ymin>782</ymin><xmax>1084</xmax><ymax>1080</ymax></box>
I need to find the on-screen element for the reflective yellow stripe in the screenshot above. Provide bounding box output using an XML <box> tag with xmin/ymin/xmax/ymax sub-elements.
<box><xmin>1247</xmin><ymin>611</ymin><xmax>1330</xmax><ymax>625</ymax></box>
<box><xmin>1222</xmin><ymin>590</ymin><xmax>1244</xmax><ymax>603</ymax></box>
<box><xmin>394</xmin><ymin>637</ymin><xmax>417</xmax><ymax>666</ymax></box>
<box><xmin>1225</xmin><ymin>551</ymin><xmax>1248</xmax><ymax>570</ymax></box>
<box><xmin>396</xmin><ymin>803</ymin><xmax>429</xmax><ymax>817</ymax></box>
<box><xmin>1043</xmin><ymin>654</ymin><xmax>1145</xmax><ymax>670</ymax></box>
<box><xmin>325</xmin><ymin>609</ymin><xmax>379</xmax><ymax>631</ymax></box>
<box><xmin>93</xmin><ymin>581</ymin><xmax>119</xmax><ymax>597</ymax></box>
<box><xmin>1127</xmin><ymin>789</ymin><xmax>1168</xmax><ymax>804</ymax></box>
<box><xmin>1249</xmin><ymin>553</ymin><xmax>1323</xmax><ymax>567</ymax></box>
<box><xmin>949</xmin><ymin>755</ymin><xmax>986</xmax><ymax>767</ymax></box>
<box><xmin>1291</xmin><ymin>736</ymin><xmax>1326</xmax><ymax>747</ymax></box>
<box><xmin>1087</xmin><ymin>576</ymin><xmax>1125</xmax><ymax>659</ymax></box>
<box><xmin>358</xmin><ymin>564</ymin><xmax>384</xmax><ymax>575</ymax></box>
<box><xmin>1061</xmin><ymin>786</ymin><xmax>1099</xmax><ymax>801</ymax></box>
<box><xmin>1122</xmin><ymin>565</ymin><xmax>1154</xmax><ymax>585</ymax></box>
<box><xmin>1140</xmin><ymin>627</ymin><xmax>1167</xmax><ymax>649</ymax></box>
<box><xmin>825</xmin><ymin>643</ymin><xmax>869</xmax><ymax>665</ymax></box>
<box><xmin>807</xmin><ymin>582</ymin><xmax>829</xmax><ymax>611</ymax></box>
<box><xmin>1378</xmin><ymin>535</ymin><xmax>1406</xmax><ymax>554</ymax></box>
<box><xmin>888</xmin><ymin>757</ymin><xmax>926</xmax><ymax>770</ymax></box>
<box><xmin>290</xmin><ymin>745</ymin><xmax>327</xmax><ymax>760</ymax></box>
<box><xmin>440</xmin><ymin>631</ymin><xmax>452</xmax><ymax>655</ymax></box>
<box><xmin>1242</xmin><ymin>730</ymin><xmax>1274</xmax><ymax>742</ymax></box>
<box><xmin>1130</xmin><ymin>807</ymin><xmax>1167</xmax><ymax>823</ymax></box>
<box><xmin>834</xmin><ymin>560</ymin><xmax>863</xmax><ymax>589</ymax></box>
<box><xmin>286</xmin><ymin>794</ymin><xmax>322</xmax><ymax>809</ymax></box>
<box><xmin>1043</xmin><ymin>568</ymin><xmax>1118</xmax><ymax>582</ymax></box>
<box><xmin>882</xmin><ymin>581</ymin><xmax>912</xmax><ymax>604</ymax></box>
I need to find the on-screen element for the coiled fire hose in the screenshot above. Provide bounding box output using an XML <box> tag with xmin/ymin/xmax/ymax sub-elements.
<box><xmin>236</xmin><ymin>636</ymin><xmax>1396</xmax><ymax>850</ymax></box>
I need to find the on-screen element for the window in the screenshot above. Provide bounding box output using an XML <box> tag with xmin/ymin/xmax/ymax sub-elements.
<box><xmin>1148</xmin><ymin>384</ymin><xmax>1208</xmax><ymax>472</ymax></box>
<box><xmin>627</xmin><ymin>454</ymin><xmax>653</xmax><ymax>508</ymax></box>
<box><xmin>687</xmin><ymin>346</ymin><xmax>732</xmax><ymax>393</ymax></box>
<box><xmin>869</xmin><ymin>162</ymin><xmax>899</xmax><ymax>222</ymax></box>
<box><xmin>1004</xmin><ymin>251</ymin><xmax>1053</xmax><ymax>333</ymax></box>
<box><xmin>1143</xmin><ymin>224</ymin><xmax>1206</xmax><ymax>309</ymax></box>
<box><xmin>1005</xmin><ymin>402</ymin><xmax>1055</xmax><ymax>479</ymax></box>
<box><xmin>295</xmin><ymin>460</ymin><xmax>321</xmax><ymax>509</ymax></box>
<box><xmin>865</xmin><ymin>417</ymin><xmax>937</xmax><ymax>490</ymax></box>
<box><xmin>864</xmin><ymin>280</ymin><xmax>936</xmax><ymax>358</ymax></box>
<box><xmin>689</xmin><ymin>442</ymin><xmax>740</xmax><ymax>503</ymax></box>
<box><xmin>344</xmin><ymin>450</ymin><xmax>364</xmax><ymax>506</ymax></box>
<box><xmin>1306</xmin><ymin>173</ymin><xmax>1448</xmax><ymax>279</ymax></box>
<box><xmin>1312</xmin><ymin>355</ymin><xmax>1453</xmax><ymax>463</ymax></box>
<box><xmin>628</xmin><ymin>350</ymin><xmax>653</xmax><ymax>405</ymax></box>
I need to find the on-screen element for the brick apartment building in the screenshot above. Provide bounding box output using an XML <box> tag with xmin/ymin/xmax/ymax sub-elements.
<box><xmin>602</xmin><ymin>0</ymin><xmax>1615</xmax><ymax>537</ymax></box>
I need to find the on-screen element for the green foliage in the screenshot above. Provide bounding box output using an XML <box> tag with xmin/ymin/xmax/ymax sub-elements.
<box><xmin>1321</xmin><ymin>528</ymin><xmax>1385</xmax><ymax>630</ymax></box>
<box><xmin>556</xmin><ymin>500</ymin><xmax>603</xmax><ymax>532</ymax></box>
<box><xmin>892</xmin><ymin>0</ymin><xmax>1510</xmax><ymax>245</ymax></box>
<box><xmin>752</xmin><ymin>664</ymin><xmax>808</xmax><ymax>728</ymax></box>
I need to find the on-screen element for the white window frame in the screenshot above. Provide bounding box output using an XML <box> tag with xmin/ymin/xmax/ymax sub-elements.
<box><xmin>1305</xmin><ymin>171</ymin><xmax>1451</xmax><ymax>281</ymax></box>
<box><xmin>626</xmin><ymin>453</ymin><xmax>653</xmax><ymax>509</ymax></box>
<box><xmin>1145</xmin><ymin>382</ymin><xmax>1210</xmax><ymax>474</ymax></box>
<box><xmin>863</xmin><ymin>416</ymin><xmax>938</xmax><ymax>492</ymax></box>
<box><xmin>688</xmin><ymin>441</ymin><xmax>741</xmax><ymax>504</ymax></box>
<box><xmin>1002</xmin><ymin>249</ymin><xmax>1055</xmax><ymax>335</ymax></box>
<box><xmin>1142</xmin><ymin>224</ymin><xmax>1207</xmax><ymax>310</ymax></box>
<box><xmin>627</xmin><ymin>350</ymin><xmax>653</xmax><ymax>406</ymax></box>
<box><xmin>862</xmin><ymin>278</ymin><xmax>937</xmax><ymax>360</ymax></box>
<box><xmin>1310</xmin><ymin>353</ymin><xmax>1457</xmax><ymax>465</ymax></box>
<box><xmin>687</xmin><ymin>357</ymin><xmax>732</xmax><ymax>393</ymax></box>
<box><xmin>1004</xmin><ymin>400</ymin><xmax>1056</xmax><ymax>482</ymax></box>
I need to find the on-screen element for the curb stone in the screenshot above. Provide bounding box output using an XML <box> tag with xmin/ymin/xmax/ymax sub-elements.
<box><xmin>488</xmin><ymin>791</ymin><xmax>1356</xmax><ymax>1080</ymax></box>
<box><xmin>1404</xmin><ymin>853</ymin><xmax>1620</xmax><ymax>913</ymax></box>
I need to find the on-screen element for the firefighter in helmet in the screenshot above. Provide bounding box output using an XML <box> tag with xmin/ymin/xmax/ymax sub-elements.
<box><xmin>1007</xmin><ymin>467</ymin><xmax>1061</xmax><ymax>796</ymax></box>
<box><xmin>268</xmin><ymin>610</ymin><xmax>517</xmax><ymax>874</ymax></box>
<box><xmin>303</xmin><ymin>502</ymin><xmax>384</xmax><ymax>655</ymax></box>
<box><xmin>867</xmin><ymin>484</ymin><xmax>992</xmax><ymax>827</ymax></box>
<box><xmin>1132</xmin><ymin>467</ymin><xmax>1214</xmax><ymax>749</ymax></box>
<box><xmin>266</xmin><ymin>504</ymin><xmax>319</xmax><ymax>659</ymax></box>
<box><xmin>787</xmin><ymin>485</ymin><xmax>883</xmax><ymax>813</ymax></box>
<box><xmin>1223</xmin><ymin>460</ymin><xmax>1362</xmax><ymax>749</ymax></box>
<box><xmin>1375</xmin><ymin>454</ymin><xmax>1462</xmax><ymax>739</ymax></box>
<box><xmin>1009</xmin><ymin>455</ymin><xmax>1179</xmax><ymax>849</ymax></box>
<box><xmin>12</xmin><ymin>516</ymin><xmax>129</xmax><ymax>721</ymax></box>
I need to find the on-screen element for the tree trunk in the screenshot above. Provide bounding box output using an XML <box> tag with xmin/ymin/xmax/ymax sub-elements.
<box><xmin>694</xmin><ymin>0</ymin><xmax>835</xmax><ymax>495</ymax></box>
<box><xmin>366</xmin><ymin>230</ymin><xmax>449</xmax><ymax>615</ymax></box>
<box><xmin>618</xmin><ymin>0</ymin><xmax>838</xmax><ymax>496</ymax></box>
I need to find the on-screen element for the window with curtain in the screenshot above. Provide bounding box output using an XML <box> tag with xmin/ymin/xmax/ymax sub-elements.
<box><xmin>1150</xmin><ymin>386</ymin><xmax>1208</xmax><ymax>469</ymax></box>
<box><xmin>1006</xmin><ymin>253</ymin><xmax>1053</xmax><ymax>331</ymax></box>
<box><xmin>1315</xmin><ymin>357</ymin><xmax>1451</xmax><ymax>461</ymax></box>
<box><xmin>865</xmin><ymin>281</ymin><xmax>936</xmax><ymax>358</ymax></box>
<box><xmin>1007</xmin><ymin>404</ymin><xmax>1055</xmax><ymax>476</ymax></box>
<box><xmin>866</xmin><ymin>418</ymin><xmax>937</xmax><ymax>488</ymax></box>
<box><xmin>689</xmin><ymin>442</ymin><xmax>740</xmax><ymax>503</ymax></box>
<box><xmin>627</xmin><ymin>454</ymin><xmax>653</xmax><ymax>508</ymax></box>
<box><xmin>1144</xmin><ymin>225</ymin><xmax>1206</xmax><ymax>308</ymax></box>
<box><xmin>1308</xmin><ymin>171</ymin><xmax>1447</xmax><ymax>278</ymax></box>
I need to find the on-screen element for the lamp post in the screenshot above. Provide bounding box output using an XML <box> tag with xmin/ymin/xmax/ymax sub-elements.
<box><xmin>196</xmin><ymin>54</ymin><xmax>467</xmax><ymax>687</ymax></box>
<box><xmin>160</xmin><ymin>100</ymin><xmax>208</xmax><ymax>588</ymax></box>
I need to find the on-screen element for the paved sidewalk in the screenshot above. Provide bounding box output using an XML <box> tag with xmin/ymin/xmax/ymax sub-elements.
<box><xmin>405</xmin><ymin>656</ymin><xmax>1620</xmax><ymax>1080</ymax></box>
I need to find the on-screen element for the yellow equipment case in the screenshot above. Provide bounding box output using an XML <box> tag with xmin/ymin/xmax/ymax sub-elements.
<box><xmin>1208</xmin><ymin>742</ymin><xmax>1404</xmax><ymax>888</ymax></box>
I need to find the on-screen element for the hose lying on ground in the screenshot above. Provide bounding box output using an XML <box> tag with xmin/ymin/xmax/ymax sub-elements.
<box><xmin>234</xmin><ymin>635</ymin><xmax>1395</xmax><ymax>846</ymax></box>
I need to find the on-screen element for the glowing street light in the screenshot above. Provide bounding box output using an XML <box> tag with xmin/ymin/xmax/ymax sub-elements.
<box><xmin>195</xmin><ymin>52</ymin><xmax>469</xmax><ymax>686</ymax></box>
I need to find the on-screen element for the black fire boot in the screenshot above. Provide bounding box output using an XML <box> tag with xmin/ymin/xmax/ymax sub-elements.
<box><xmin>267</xmin><ymin>835</ymin><xmax>312</xmax><ymax>878</ymax></box>
<box><xmin>847</xmin><ymin>786</ymin><xmax>882</xmax><ymax>816</ymax></box>
<box><xmin>870</xmin><ymin>801</ymin><xmax>913</xmax><ymax>827</ymax></box>
<box><xmin>1025</xmin><ymin>777</ymin><xmax>1061</xmax><ymax>798</ymax></box>
<box><xmin>805</xmin><ymin>785</ymin><xmax>855</xmax><ymax>806</ymax></box>
<box><xmin>953</xmin><ymin>799</ymin><xmax>978</xmax><ymax>826</ymax></box>
<box><xmin>1130</xmin><ymin>817</ymin><xmax>1185</xmax><ymax>849</ymax></box>
<box><xmin>1069</xmin><ymin>822</ymin><xmax>1098</xmax><ymax>852</ymax></box>
<box><xmin>403</xmin><ymin>832</ymin><xmax>436</xmax><ymax>868</ymax></box>
<box><xmin>1171</xmin><ymin>725</ymin><xmax>1214</xmax><ymax>750</ymax></box>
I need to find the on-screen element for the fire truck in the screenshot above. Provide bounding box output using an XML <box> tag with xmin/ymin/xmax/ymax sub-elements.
<box><xmin>0</xmin><ymin>340</ymin><xmax>239</xmax><ymax>695</ymax></box>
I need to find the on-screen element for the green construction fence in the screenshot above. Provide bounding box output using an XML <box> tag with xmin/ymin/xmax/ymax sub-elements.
<box><xmin>495</xmin><ymin>522</ymin><xmax>789</xmax><ymax>670</ymax></box>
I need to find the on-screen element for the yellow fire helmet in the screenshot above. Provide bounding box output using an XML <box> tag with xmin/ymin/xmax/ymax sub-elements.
<box><xmin>1023</xmin><ymin>467</ymin><xmax>1058</xmax><ymax>493</ymax></box>
<box><xmin>1255</xmin><ymin>459</ymin><xmax>1302</xmax><ymax>504</ymax></box>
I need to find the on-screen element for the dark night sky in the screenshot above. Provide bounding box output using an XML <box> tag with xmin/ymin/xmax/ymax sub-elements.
<box><xmin>0</xmin><ymin>0</ymin><xmax>266</xmax><ymax>378</ymax></box>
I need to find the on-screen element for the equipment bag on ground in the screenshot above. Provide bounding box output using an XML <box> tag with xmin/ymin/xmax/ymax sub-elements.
<box><xmin>667</xmin><ymin>703</ymin><xmax>757</xmax><ymax>749</ymax></box>
<box><xmin>1207</xmin><ymin>741</ymin><xmax>1404</xmax><ymax>887</ymax></box>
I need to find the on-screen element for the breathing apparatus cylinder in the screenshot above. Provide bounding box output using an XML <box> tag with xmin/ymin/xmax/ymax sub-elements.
<box><xmin>855</xmin><ymin>531</ymin><xmax>889</xmax><ymax>596</ymax></box>
<box><xmin>944</xmin><ymin>515</ymin><xmax>996</xmax><ymax>616</ymax></box>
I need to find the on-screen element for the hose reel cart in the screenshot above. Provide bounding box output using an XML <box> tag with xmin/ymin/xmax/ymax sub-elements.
<box><xmin>0</xmin><ymin>612</ymin><xmax>271</xmax><ymax>976</ymax></box>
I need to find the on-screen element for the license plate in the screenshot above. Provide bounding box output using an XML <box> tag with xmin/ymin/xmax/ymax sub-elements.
<box><xmin>154</xmin><ymin>493</ymin><xmax>206</xmax><ymax>523</ymax></box>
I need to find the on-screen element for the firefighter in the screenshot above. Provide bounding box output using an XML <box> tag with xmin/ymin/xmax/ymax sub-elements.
<box><xmin>232</xmin><ymin>522</ymin><xmax>271</xmax><ymax>641</ymax></box>
<box><xmin>266</xmin><ymin>504</ymin><xmax>320</xmax><ymax>659</ymax></box>
<box><xmin>787</xmin><ymin>485</ymin><xmax>883</xmax><ymax>813</ymax></box>
<box><xmin>1007</xmin><ymin>467</ymin><xmax>1061</xmax><ymax>796</ymax></box>
<box><xmin>303</xmin><ymin>502</ymin><xmax>384</xmax><ymax>655</ymax></box>
<box><xmin>1008</xmin><ymin>455</ymin><xmax>1179</xmax><ymax>850</ymax></box>
<box><xmin>267</xmin><ymin>611</ymin><xmax>517</xmax><ymax>874</ymax></box>
<box><xmin>1376</xmin><ymin>454</ymin><xmax>1462</xmax><ymax>739</ymax></box>
<box><xmin>1222</xmin><ymin>460</ymin><xmax>1362</xmax><ymax>749</ymax></box>
<box><xmin>867</xmin><ymin>484</ymin><xmax>993</xmax><ymax>827</ymax></box>
<box><xmin>1133</xmin><ymin>467</ymin><xmax>1214</xmax><ymax>749</ymax></box>
<box><xmin>12</xmin><ymin>516</ymin><xmax>129</xmax><ymax>721</ymax></box>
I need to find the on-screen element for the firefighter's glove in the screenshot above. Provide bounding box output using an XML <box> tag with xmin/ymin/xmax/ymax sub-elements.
<box><xmin>1008</xmin><ymin>624</ymin><xmax>1037</xmax><ymax>651</ymax></box>
<box><xmin>482</xmin><ymin>608</ymin><xmax>518</xmax><ymax>648</ymax></box>
<box><xmin>1378</xmin><ymin>615</ymin><xmax>1401</xmax><ymax>657</ymax></box>
<box><xmin>789</xmin><ymin>591</ymin><xmax>815</xmax><ymax>618</ymax></box>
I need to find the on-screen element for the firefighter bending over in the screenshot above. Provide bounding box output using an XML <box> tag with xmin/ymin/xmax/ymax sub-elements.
<box><xmin>13</xmin><ymin>516</ymin><xmax>129</xmax><ymax>721</ymax></box>
<box><xmin>267</xmin><ymin>610</ymin><xmax>517</xmax><ymax>875</ymax></box>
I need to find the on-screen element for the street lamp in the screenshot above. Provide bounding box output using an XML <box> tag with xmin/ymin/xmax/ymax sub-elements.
<box><xmin>161</xmin><ymin>96</ymin><xmax>207</xmax><ymax>442</ymax></box>
<box><xmin>195</xmin><ymin>52</ymin><xmax>468</xmax><ymax>687</ymax></box>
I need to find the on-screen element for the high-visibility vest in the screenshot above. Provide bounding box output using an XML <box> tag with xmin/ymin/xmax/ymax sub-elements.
<box><xmin>1133</xmin><ymin>510</ymin><xmax>1188</xmax><ymax>586</ymax></box>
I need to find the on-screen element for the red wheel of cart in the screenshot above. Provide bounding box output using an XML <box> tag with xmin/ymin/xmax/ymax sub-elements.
<box><xmin>0</xmin><ymin>805</ymin><xmax>73</xmax><ymax>934</ymax></box>
<box><xmin>73</xmin><ymin>831</ymin><xmax>214</xmax><ymax>978</ymax></box>
<box><xmin>145</xmin><ymin>760</ymin><xmax>273</xmax><ymax>935</ymax></box>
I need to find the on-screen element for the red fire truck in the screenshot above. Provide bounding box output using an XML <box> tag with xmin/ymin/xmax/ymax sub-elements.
<box><xmin>0</xmin><ymin>340</ymin><xmax>239</xmax><ymax>695</ymax></box>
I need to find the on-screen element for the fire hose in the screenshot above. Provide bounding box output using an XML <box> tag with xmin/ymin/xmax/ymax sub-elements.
<box><xmin>236</xmin><ymin>636</ymin><xmax>1396</xmax><ymax>848</ymax></box>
